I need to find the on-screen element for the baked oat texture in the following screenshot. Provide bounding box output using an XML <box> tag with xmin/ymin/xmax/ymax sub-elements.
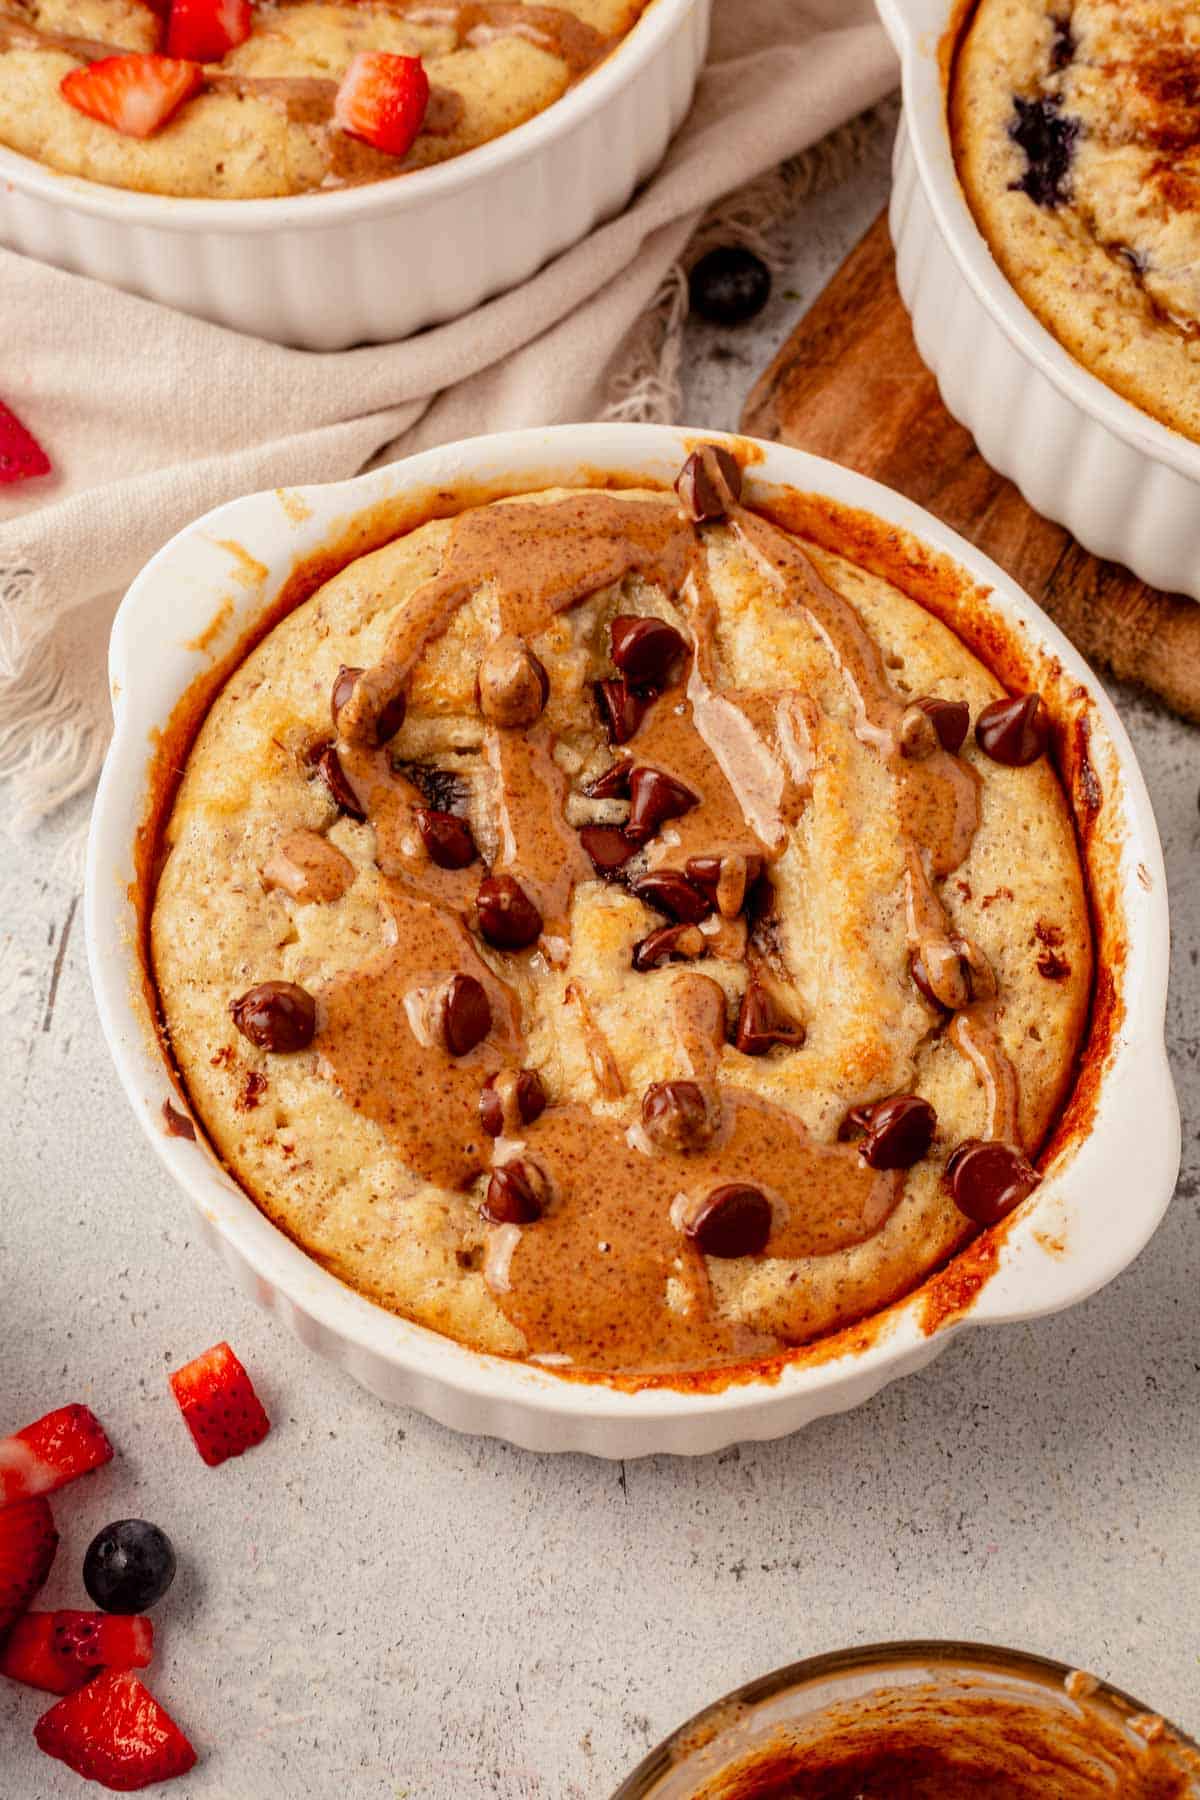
<box><xmin>953</xmin><ymin>0</ymin><xmax>1200</xmax><ymax>443</ymax></box>
<box><xmin>151</xmin><ymin>483</ymin><xmax>1091</xmax><ymax>1374</ymax></box>
<box><xmin>0</xmin><ymin>0</ymin><xmax>647</xmax><ymax>198</ymax></box>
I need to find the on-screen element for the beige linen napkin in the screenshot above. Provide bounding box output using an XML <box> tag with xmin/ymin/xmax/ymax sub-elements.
<box><xmin>0</xmin><ymin>0</ymin><xmax>895</xmax><ymax>831</ymax></box>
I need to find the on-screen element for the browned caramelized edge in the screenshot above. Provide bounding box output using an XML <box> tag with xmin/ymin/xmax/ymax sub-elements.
<box><xmin>129</xmin><ymin>463</ymin><xmax>1123</xmax><ymax>1395</ymax></box>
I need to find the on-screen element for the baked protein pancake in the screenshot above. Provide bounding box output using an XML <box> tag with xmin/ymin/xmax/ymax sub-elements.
<box><xmin>150</xmin><ymin>448</ymin><xmax>1092</xmax><ymax>1379</ymax></box>
<box><xmin>952</xmin><ymin>0</ymin><xmax>1200</xmax><ymax>443</ymax></box>
<box><xmin>0</xmin><ymin>0</ymin><xmax>649</xmax><ymax>198</ymax></box>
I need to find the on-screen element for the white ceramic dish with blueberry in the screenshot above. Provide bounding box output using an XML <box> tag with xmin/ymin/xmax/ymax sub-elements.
<box><xmin>85</xmin><ymin>423</ymin><xmax>1178</xmax><ymax>1458</ymax></box>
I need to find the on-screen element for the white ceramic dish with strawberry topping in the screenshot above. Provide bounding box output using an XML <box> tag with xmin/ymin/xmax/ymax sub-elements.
<box><xmin>878</xmin><ymin>0</ymin><xmax>1200</xmax><ymax>600</ymax></box>
<box><xmin>0</xmin><ymin>0</ymin><xmax>710</xmax><ymax>348</ymax></box>
<box><xmin>85</xmin><ymin>423</ymin><xmax>1178</xmax><ymax>1458</ymax></box>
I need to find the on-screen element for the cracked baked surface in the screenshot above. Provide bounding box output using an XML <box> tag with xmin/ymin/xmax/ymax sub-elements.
<box><xmin>0</xmin><ymin>0</ymin><xmax>647</xmax><ymax>197</ymax></box>
<box><xmin>952</xmin><ymin>0</ymin><xmax>1200</xmax><ymax>442</ymax></box>
<box><xmin>150</xmin><ymin>456</ymin><xmax>1091</xmax><ymax>1379</ymax></box>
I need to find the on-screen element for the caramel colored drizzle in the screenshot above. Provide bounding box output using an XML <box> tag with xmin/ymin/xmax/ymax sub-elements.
<box><xmin>299</xmin><ymin>475</ymin><xmax>1028</xmax><ymax>1372</ymax></box>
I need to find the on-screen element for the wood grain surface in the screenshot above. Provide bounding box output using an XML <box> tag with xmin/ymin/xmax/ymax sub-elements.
<box><xmin>742</xmin><ymin>212</ymin><xmax>1200</xmax><ymax>725</ymax></box>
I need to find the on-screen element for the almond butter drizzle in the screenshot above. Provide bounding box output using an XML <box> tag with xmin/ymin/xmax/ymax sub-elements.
<box><xmin>292</xmin><ymin>478</ymin><xmax>1033</xmax><ymax>1373</ymax></box>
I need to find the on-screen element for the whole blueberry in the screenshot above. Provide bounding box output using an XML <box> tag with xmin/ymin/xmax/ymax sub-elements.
<box><xmin>688</xmin><ymin>247</ymin><xmax>772</xmax><ymax>326</ymax></box>
<box><xmin>83</xmin><ymin>1520</ymin><xmax>177</xmax><ymax>1614</ymax></box>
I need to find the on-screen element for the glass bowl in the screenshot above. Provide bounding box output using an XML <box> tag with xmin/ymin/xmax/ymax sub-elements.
<box><xmin>613</xmin><ymin>1641</ymin><xmax>1200</xmax><ymax>1797</ymax></box>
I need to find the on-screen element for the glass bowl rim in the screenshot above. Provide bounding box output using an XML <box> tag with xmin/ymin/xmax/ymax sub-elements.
<box><xmin>612</xmin><ymin>1638</ymin><xmax>1200</xmax><ymax>1797</ymax></box>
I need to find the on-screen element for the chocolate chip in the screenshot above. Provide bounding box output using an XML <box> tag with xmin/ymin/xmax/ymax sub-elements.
<box><xmin>416</xmin><ymin>808</ymin><xmax>477</xmax><ymax>870</ymax></box>
<box><xmin>910</xmin><ymin>936</ymin><xmax>996</xmax><ymax>1012</ymax></box>
<box><xmin>734</xmin><ymin>980</ymin><xmax>805</xmax><ymax>1055</ymax></box>
<box><xmin>395</xmin><ymin>762</ymin><xmax>468</xmax><ymax>814</ymax></box>
<box><xmin>584</xmin><ymin>762</ymin><xmax>631</xmax><ymax>800</ymax></box>
<box><xmin>595</xmin><ymin>678</ymin><xmax>649</xmax><ymax>746</ymax></box>
<box><xmin>641</xmin><ymin>1080</ymin><xmax>714</xmax><ymax>1152</ymax></box>
<box><xmin>331</xmin><ymin>664</ymin><xmax>406</xmax><ymax>746</ymax></box>
<box><xmin>915</xmin><ymin>696</ymin><xmax>971</xmax><ymax>755</ymax></box>
<box><xmin>632</xmin><ymin>924</ymin><xmax>705</xmax><ymax>971</ymax></box>
<box><xmin>631</xmin><ymin>870</ymin><xmax>712</xmax><ymax>924</ymax></box>
<box><xmin>476</xmin><ymin>635</ymin><xmax>550</xmax><ymax>728</ymax></box>
<box><xmin>946</xmin><ymin>1138</ymin><xmax>1040</xmax><ymax>1225</ymax></box>
<box><xmin>975</xmin><ymin>694</ymin><xmax>1050</xmax><ymax>766</ymax></box>
<box><xmin>685</xmin><ymin>1184</ymin><xmax>771</xmax><ymax>1258</ymax></box>
<box><xmin>442</xmin><ymin>974</ymin><xmax>491</xmax><ymax>1056</ymax></box>
<box><xmin>910</xmin><ymin>949</ymin><xmax>949</xmax><ymax>1014</ymax></box>
<box><xmin>845</xmin><ymin>1094</ymin><xmax>936</xmax><ymax>1170</ymax></box>
<box><xmin>625</xmin><ymin>767</ymin><xmax>699</xmax><ymax>844</ymax></box>
<box><xmin>482</xmin><ymin>1161</ymin><xmax>545</xmax><ymax>1225</ymax></box>
<box><xmin>480</xmin><ymin>1069</ymin><xmax>547</xmax><ymax>1138</ymax></box>
<box><xmin>162</xmin><ymin>1100</ymin><xmax>195</xmax><ymax>1140</ymax></box>
<box><xmin>314</xmin><ymin>744</ymin><xmax>365</xmax><ymax>821</ymax></box>
<box><xmin>475</xmin><ymin>873</ymin><xmax>543</xmax><ymax>950</ymax></box>
<box><xmin>610</xmin><ymin>616</ymin><xmax>688</xmax><ymax>692</ymax></box>
<box><xmin>230</xmin><ymin>981</ymin><xmax>316</xmax><ymax>1053</ymax></box>
<box><xmin>579</xmin><ymin>824</ymin><xmax>637</xmax><ymax>878</ymax></box>
<box><xmin>674</xmin><ymin>444</ymin><xmax>744</xmax><ymax>523</ymax></box>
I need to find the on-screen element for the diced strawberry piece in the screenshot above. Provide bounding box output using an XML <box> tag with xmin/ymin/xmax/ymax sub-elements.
<box><xmin>165</xmin><ymin>0</ymin><xmax>251</xmax><ymax>62</ymax></box>
<box><xmin>0</xmin><ymin>398</ymin><xmax>51</xmax><ymax>486</ymax></box>
<box><xmin>35</xmin><ymin>1670</ymin><xmax>196</xmax><ymax>1791</ymax></box>
<box><xmin>1</xmin><ymin>1614</ymin><xmax>79</xmax><ymax>1695</ymax></box>
<box><xmin>0</xmin><ymin>1404</ymin><xmax>113</xmax><ymax>1506</ymax></box>
<box><xmin>168</xmin><ymin>1341</ymin><xmax>270</xmax><ymax>1467</ymax></box>
<box><xmin>0</xmin><ymin>1498</ymin><xmax>58</xmax><ymax>1635</ymax></box>
<box><xmin>54</xmin><ymin>1611</ymin><xmax>154</xmax><ymax>1675</ymax></box>
<box><xmin>60</xmin><ymin>53</ymin><xmax>202</xmax><ymax>139</ymax></box>
<box><xmin>1</xmin><ymin>1611</ymin><xmax>153</xmax><ymax>1695</ymax></box>
<box><xmin>334</xmin><ymin>51</ymin><xmax>429</xmax><ymax>159</ymax></box>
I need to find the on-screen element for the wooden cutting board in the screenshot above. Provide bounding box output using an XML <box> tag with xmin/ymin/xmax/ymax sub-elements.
<box><xmin>741</xmin><ymin>212</ymin><xmax>1200</xmax><ymax>726</ymax></box>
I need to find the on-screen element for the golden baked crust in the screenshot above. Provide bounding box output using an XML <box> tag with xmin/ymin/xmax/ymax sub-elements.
<box><xmin>150</xmin><ymin>459</ymin><xmax>1091</xmax><ymax>1378</ymax></box>
<box><xmin>0</xmin><ymin>0</ymin><xmax>648</xmax><ymax>198</ymax></box>
<box><xmin>952</xmin><ymin>0</ymin><xmax>1200</xmax><ymax>443</ymax></box>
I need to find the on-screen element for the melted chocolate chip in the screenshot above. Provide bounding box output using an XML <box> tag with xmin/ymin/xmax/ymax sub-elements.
<box><xmin>332</xmin><ymin>664</ymin><xmax>406</xmax><ymax>745</ymax></box>
<box><xmin>632</xmin><ymin>923</ymin><xmax>705</xmax><ymax>971</ymax></box>
<box><xmin>910</xmin><ymin>949</ymin><xmax>950</xmax><ymax>1014</ymax></box>
<box><xmin>630</xmin><ymin>870</ymin><xmax>712</xmax><ymax>924</ymax></box>
<box><xmin>641</xmin><ymin>1080</ymin><xmax>714</xmax><ymax>1152</ymax></box>
<box><xmin>975</xmin><ymin>694</ymin><xmax>1050</xmax><ymax>766</ymax></box>
<box><xmin>162</xmin><ymin>1099</ymin><xmax>195</xmax><ymax>1140</ymax></box>
<box><xmin>230</xmin><ymin>981</ymin><xmax>316</xmax><ymax>1053</ymax></box>
<box><xmin>1050</xmin><ymin>17</ymin><xmax>1074</xmax><ymax>70</ymax></box>
<box><xmin>579</xmin><ymin>824</ymin><xmax>637</xmax><ymax>877</ymax></box>
<box><xmin>625</xmin><ymin>767</ymin><xmax>699</xmax><ymax>844</ymax></box>
<box><xmin>946</xmin><ymin>1138</ymin><xmax>1040</xmax><ymax>1225</ymax></box>
<box><xmin>314</xmin><ymin>744</ymin><xmax>365</xmax><ymax>821</ymax></box>
<box><xmin>914</xmin><ymin>696</ymin><xmax>971</xmax><ymax>755</ymax></box>
<box><xmin>480</xmin><ymin>1069</ymin><xmax>547</xmax><ymax>1137</ymax></box>
<box><xmin>584</xmin><ymin>761</ymin><xmax>631</xmax><ymax>800</ymax></box>
<box><xmin>734</xmin><ymin>980</ymin><xmax>805</xmax><ymax>1055</ymax></box>
<box><xmin>482</xmin><ymin>1161</ymin><xmax>544</xmax><ymax>1225</ymax></box>
<box><xmin>476</xmin><ymin>635</ymin><xmax>550</xmax><ymax>728</ymax></box>
<box><xmin>475</xmin><ymin>874</ymin><xmax>543</xmax><ymax>950</ymax></box>
<box><xmin>610</xmin><ymin>615</ymin><xmax>687</xmax><ymax>691</ymax></box>
<box><xmin>674</xmin><ymin>444</ymin><xmax>744</xmax><ymax>523</ymax></box>
<box><xmin>416</xmin><ymin>808</ymin><xmax>477</xmax><ymax>870</ymax></box>
<box><xmin>1008</xmin><ymin>96</ymin><xmax>1078</xmax><ymax>209</ymax></box>
<box><xmin>595</xmin><ymin>678</ymin><xmax>648</xmax><ymax>746</ymax></box>
<box><xmin>442</xmin><ymin>973</ymin><xmax>491</xmax><ymax>1056</ymax></box>
<box><xmin>845</xmin><ymin>1094</ymin><xmax>937</xmax><ymax>1170</ymax></box>
<box><xmin>685</xmin><ymin>1184</ymin><xmax>772</xmax><ymax>1258</ymax></box>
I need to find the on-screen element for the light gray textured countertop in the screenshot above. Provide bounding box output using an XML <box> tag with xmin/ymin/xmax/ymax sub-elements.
<box><xmin>4</xmin><ymin>110</ymin><xmax>1199</xmax><ymax>1797</ymax></box>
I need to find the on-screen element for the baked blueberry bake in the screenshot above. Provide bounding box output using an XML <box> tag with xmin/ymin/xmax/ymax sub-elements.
<box><xmin>149</xmin><ymin>448</ymin><xmax>1091</xmax><ymax>1378</ymax></box>
<box><xmin>953</xmin><ymin>0</ymin><xmax>1200</xmax><ymax>442</ymax></box>
<box><xmin>0</xmin><ymin>0</ymin><xmax>647</xmax><ymax>197</ymax></box>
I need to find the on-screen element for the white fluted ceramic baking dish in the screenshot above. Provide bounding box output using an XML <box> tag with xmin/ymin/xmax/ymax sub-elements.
<box><xmin>85</xmin><ymin>423</ymin><xmax>1179</xmax><ymax>1459</ymax></box>
<box><xmin>0</xmin><ymin>0</ymin><xmax>708</xmax><ymax>349</ymax></box>
<box><xmin>877</xmin><ymin>0</ymin><xmax>1200</xmax><ymax>599</ymax></box>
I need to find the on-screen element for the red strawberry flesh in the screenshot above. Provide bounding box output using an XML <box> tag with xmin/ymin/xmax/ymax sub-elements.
<box><xmin>168</xmin><ymin>1341</ymin><xmax>270</xmax><ymax>1467</ymax></box>
<box><xmin>60</xmin><ymin>53</ymin><xmax>202</xmax><ymax>139</ymax></box>
<box><xmin>0</xmin><ymin>1613</ymin><xmax>78</xmax><ymax>1695</ymax></box>
<box><xmin>1</xmin><ymin>1609</ymin><xmax>153</xmax><ymax>1693</ymax></box>
<box><xmin>166</xmin><ymin>0</ymin><xmax>251</xmax><ymax>62</ymax></box>
<box><xmin>334</xmin><ymin>51</ymin><xmax>429</xmax><ymax>159</ymax></box>
<box><xmin>35</xmin><ymin>1670</ymin><xmax>196</xmax><ymax>1791</ymax></box>
<box><xmin>0</xmin><ymin>1496</ymin><xmax>58</xmax><ymax>1634</ymax></box>
<box><xmin>0</xmin><ymin>398</ymin><xmax>51</xmax><ymax>486</ymax></box>
<box><xmin>0</xmin><ymin>1402</ymin><xmax>113</xmax><ymax>1505</ymax></box>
